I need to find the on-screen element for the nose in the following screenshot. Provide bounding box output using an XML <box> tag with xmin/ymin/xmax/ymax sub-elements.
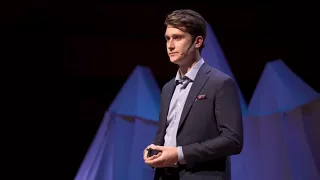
<box><xmin>167</xmin><ymin>40</ymin><xmax>174</xmax><ymax>51</ymax></box>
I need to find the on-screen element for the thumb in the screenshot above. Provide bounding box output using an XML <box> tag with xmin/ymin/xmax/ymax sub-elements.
<box><xmin>152</xmin><ymin>145</ymin><xmax>165</xmax><ymax>151</ymax></box>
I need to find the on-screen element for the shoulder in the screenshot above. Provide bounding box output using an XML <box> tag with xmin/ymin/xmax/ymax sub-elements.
<box><xmin>205</xmin><ymin>65</ymin><xmax>237</xmax><ymax>90</ymax></box>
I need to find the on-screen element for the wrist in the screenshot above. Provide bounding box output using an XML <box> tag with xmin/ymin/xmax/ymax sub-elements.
<box><xmin>177</xmin><ymin>146</ymin><xmax>186</xmax><ymax>164</ymax></box>
<box><xmin>175</xmin><ymin>147</ymin><xmax>179</xmax><ymax>161</ymax></box>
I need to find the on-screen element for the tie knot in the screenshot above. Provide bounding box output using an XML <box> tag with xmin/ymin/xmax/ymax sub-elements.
<box><xmin>176</xmin><ymin>78</ymin><xmax>191</xmax><ymax>89</ymax></box>
<box><xmin>176</xmin><ymin>80</ymin><xmax>183</xmax><ymax>85</ymax></box>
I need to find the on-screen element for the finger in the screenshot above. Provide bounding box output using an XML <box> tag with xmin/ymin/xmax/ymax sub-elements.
<box><xmin>143</xmin><ymin>144</ymin><xmax>155</xmax><ymax>160</ymax></box>
<box><xmin>146</xmin><ymin>155</ymin><xmax>159</xmax><ymax>162</ymax></box>
<box><xmin>155</xmin><ymin>152</ymin><xmax>162</xmax><ymax>158</ymax></box>
<box><xmin>145</xmin><ymin>144</ymin><xmax>155</xmax><ymax>150</ymax></box>
<box><xmin>145</xmin><ymin>152</ymin><xmax>163</xmax><ymax>164</ymax></box>
<box><xmin>147</xmin><ymin>152</ymin><xmax>165</xmax><ymax>163</ymax></box>
<box><xmin>145</xmin><ymin>153</ymin><xmax>160</xmax><ymax>163</ymax></box>
<box><xmin>143</xmin><ymin>149</ymin><xmax>148</xmax><ymax>160</ymax></box>
<box><xmin>150</xmin><ymin>152</ymin><xmax>162</xmax><ymax>160</ymax></box>
<box><xmin>149</xmin><ymin>144</ymin><xmax>157</xmax><ymax>149</ymax></box>
<box><xmin>146</xmin><ymin>156</ymin><xmax>165</xmax><ymax>167</ymax></box>
<box><xmin>148</xmin><ymin>144</ymin><xmax>154</xmax><ymax>148</ymax></box>
<box><xmin>152</xmin><ymin>145</ymin><xmax>165</xmax><ymax>151</ymax></box>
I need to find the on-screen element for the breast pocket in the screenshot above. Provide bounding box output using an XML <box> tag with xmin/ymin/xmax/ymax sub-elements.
<box><xmin>193</xmin><ymin>96</ymin><xmax>212</xmax><ymax>106</ymax></box>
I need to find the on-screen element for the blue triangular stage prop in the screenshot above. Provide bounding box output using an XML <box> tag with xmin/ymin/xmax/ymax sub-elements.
<box><xmin>75</xmin><ymin>65</ymin><xmax>161</xmax><ymax>180</ymax></box>
<box><xmin>246</xmin><ymin>59</ymin><xmax>320</xmax><ymax>180</ymax></box>
<box><xmin>247</xmin><ymin>59</ymin><xmax>320</xmax><ymax>116</ymax></box>
<box><xmin>201</xmin><ymin>21</ymin><xmax>248</xmax><ymax>180</ymax></box>
<box><xmin>108</xmin><ymin>65</ymin><xmax>161</xmax><ymax>121</ymax></box>
<box><xmin>201</xmin><ymin>21</ymin><xmax>247</xmax><ymax>116</ymax></box>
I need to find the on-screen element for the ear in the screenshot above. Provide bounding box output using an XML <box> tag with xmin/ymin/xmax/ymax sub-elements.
<box><xmin>194</xmin><ymin>36</ymin><xmax>204</xmax><ymax>49</ymax></box>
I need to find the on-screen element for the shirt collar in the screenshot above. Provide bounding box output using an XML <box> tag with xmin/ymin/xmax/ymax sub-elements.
<box><xmin>175</xmin><ymin>58</ymin><xmax>205</xmax><ymax>82</ymax></box>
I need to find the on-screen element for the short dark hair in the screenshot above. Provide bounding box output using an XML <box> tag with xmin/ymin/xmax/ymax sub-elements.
<box><xmin>164</xmin><ymin>9</ymin><xmax>206</xmax><ymax>51</ymax></box>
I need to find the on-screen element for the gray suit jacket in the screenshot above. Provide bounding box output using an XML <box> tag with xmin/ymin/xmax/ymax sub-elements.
<box><xmin>153</xmin><ymin>63</ymin><xmax>243</xmax><ymax>180</ymax></box>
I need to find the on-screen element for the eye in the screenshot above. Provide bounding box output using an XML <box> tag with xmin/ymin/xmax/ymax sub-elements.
<box><xmin>173</xmin><ymin>36</ymin><xmax>181</xmax><ymax>40</ymax></box>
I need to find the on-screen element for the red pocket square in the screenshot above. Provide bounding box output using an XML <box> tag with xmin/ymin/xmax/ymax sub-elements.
<box><xmin>196</xmin><ymin>94</ymin><xmax>207</xmax><ymax>101</ymax></box>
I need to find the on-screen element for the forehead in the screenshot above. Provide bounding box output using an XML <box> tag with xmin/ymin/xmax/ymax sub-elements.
<box><xmin>164</xmin><ymin>26</ymin><xmax>187</xmax><ymax>37</ymax></box>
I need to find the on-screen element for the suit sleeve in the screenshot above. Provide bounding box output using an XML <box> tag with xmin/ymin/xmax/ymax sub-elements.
<box><xmin>152</xmin><ymin>86</ymin><xmax>166</xmax><ymax>146</ymax></box>
<box><xmin>182</xmin><ymin>78</ymin><xmax>243</xmax><ymax>166</ymax></box>
<box><xmin>152</xmin><ymin>118</ymin><xmax>164</xmax><ymax>146</ymax></box>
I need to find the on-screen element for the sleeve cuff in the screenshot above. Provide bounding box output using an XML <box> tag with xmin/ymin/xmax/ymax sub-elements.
<box><xmin>177</xmin><ymin>146</ymin><xmax>186</xmax><ymax>164</ymax></box>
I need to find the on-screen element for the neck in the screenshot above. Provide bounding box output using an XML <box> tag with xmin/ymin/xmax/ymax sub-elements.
<box><xmin>179</xmin><ymin>52</ymin><xmax>201</xmax><ymax>76</ymax></box>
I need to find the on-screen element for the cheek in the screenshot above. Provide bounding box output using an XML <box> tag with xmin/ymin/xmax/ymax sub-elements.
<box><xmin>176</xmin><ymin>44</ymin><xmax>186</xmax><ymax>51</ymax></box>
<box><xmin>182</xmin><ymin>41</ymin><xmax>192</xmax><ymax>49</ymax></box>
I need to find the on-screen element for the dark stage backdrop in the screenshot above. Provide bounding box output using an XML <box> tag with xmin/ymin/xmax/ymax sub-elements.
<box><xmin>65</xmin><ymin>4</ymin><xmax>318</xmax><ymax>179</ymax></box>
<box><xmin>3</xmin><ymin>1</ymin><xmax>318</xmax><ymax>178</ymax></box>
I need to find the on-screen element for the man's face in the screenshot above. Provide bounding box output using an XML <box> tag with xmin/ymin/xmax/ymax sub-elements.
<box><xmin>164</xmin><ymin>25</ymin><xmax>194</xmax><ymax>65</ymax></box>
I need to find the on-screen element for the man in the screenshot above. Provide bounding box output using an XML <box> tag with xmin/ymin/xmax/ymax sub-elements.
<box><xmin>143</xmin><ymin>9</ymin><xmax>243</xmax><ymax>180</ymax></box>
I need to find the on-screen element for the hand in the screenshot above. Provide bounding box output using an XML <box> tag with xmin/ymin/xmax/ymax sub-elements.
<box><xmin>143</xmin><ymin>144</ymin><xmax>162</xmax><ymax>162</ymax></box>
<box><xmin>144</xmin><ymin>145</ymin><xmax>178</xmax><ymax>168</ymax></box>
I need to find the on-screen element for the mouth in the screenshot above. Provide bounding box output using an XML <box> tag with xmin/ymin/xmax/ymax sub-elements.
<box><xmin>169</xmin><ymin>52</ymin><xmax>178</xmax><ymax>56</ymax></box>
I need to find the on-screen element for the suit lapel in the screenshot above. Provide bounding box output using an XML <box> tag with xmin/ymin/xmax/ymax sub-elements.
<box><xmin>178</xmin><ymin>63</ymin><xmax>211</xmax><ymax>132</ymax></box>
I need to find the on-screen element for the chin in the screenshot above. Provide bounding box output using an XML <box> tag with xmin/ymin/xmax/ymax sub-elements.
<box><xmin>169</xmin><ymin>57</ymin><xmax>183</xmax><ymax>65</ymax></box>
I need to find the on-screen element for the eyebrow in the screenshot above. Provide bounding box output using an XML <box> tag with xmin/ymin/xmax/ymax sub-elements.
<box><xmin>164</xmin><ymin>34</ymin><xmax>184</xmax><ymax>39</ymax></box>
